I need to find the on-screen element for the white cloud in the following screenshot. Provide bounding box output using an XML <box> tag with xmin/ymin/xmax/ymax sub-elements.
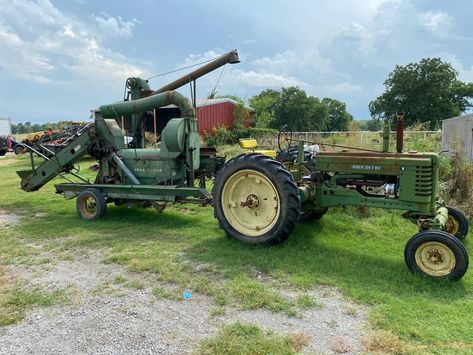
<box><xmin>93</xmin><ymin>14</ymin><xmax>139</xmax><ymax>38</ymax></box>
<box><xmin>318</xmin><ymin>82</ymin><xmax>363</xmax><ymax>95</ymax></box>
<box><xmin>420</xmin><ymin>11</ymin><xmax>453</xmax><ymax>34</ymax></box>
<box><xmin>228</xmin><ymin>69</ymin><xmax>308</xmax><ymax>88</ymax></box>
<box><xmin>179</xmin><ymin>50</ymin><xmax>308</xmax><ymax>89</ymax></box>
<box><xmin>0</xmin><ymin>0</ymin><xmax>147</xmax><ymax>85</ymax></box>
<box><xmin>252</xmin><ymin>50</ymin><xmax>329</xmax><ymax>75</ymax></box>
<box><xmin>180</xmin><ymin>50</ymin><xmax>226</xmax><ymax>67</ymax></box>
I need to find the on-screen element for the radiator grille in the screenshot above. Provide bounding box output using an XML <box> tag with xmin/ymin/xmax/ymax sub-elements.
<box><xmin>415</xmin><ymin>166</ymin><xmax>433</xmax><ymax>196</ymax></box>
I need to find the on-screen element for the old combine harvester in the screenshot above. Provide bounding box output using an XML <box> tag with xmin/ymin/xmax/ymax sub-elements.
<box><xmin>17</xmin><ymin>50</ymin><xmax>469</xmax><ymax>280</ymax></box>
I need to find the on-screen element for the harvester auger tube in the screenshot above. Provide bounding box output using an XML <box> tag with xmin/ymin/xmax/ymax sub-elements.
<box><xmin>99</xmin><ymin>90</ymin><xmax>195</xmax><ymax>119</ymax></box>
<box><xmin>152</xmin><ymin>50</ymin><xmax>240</xmax><ymax>94</ymax></box>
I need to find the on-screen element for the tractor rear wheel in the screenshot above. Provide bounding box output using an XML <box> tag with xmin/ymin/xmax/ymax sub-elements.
<box><xmin>76</xmin><ymin>188</ymin><xmax>107</xmax><ymax>221</ymax></box>
<box><xmin>404</xmin><ymin>230</ymin><xmax>468</xmax><ymax>281</ymax></box>
<box><xmin>445</xmin><ymin>206</ymin><xmax>469</xmax><ymax>240</ymax></box>
<box><xmin>212</xmin><ymin>153</ymin><xmax>300</xmax><ymax>245</ymax></box>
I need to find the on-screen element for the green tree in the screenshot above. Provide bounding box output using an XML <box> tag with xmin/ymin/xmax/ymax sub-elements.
<box><xmin>266</xmin><ymin>87</ymin><xmax>328</xmax><ymax>131</ymax></box>
<box><xmin>250</xmin><ymin>87</ymin><xmax>355</xmax><ymax>131</ymax></box>
<box><xmin>322</xmin><ymin>98</ymin><xmax>353</xmax><ymax>131</ymax></box>
<box><xmin>369</xmin><ymin>58</ymin><xmax>473</xmax><ymax>129</ymax></box>
<box><xmin>249</xmin><ymin>89</ymin><xmax>280</xmax><ymax>128</ymax></box>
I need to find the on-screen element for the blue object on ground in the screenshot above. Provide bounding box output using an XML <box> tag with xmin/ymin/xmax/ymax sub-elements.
<box><xmin>183</xmin><ymin>292</ymin><xmax>192</xmax><ymax>300</ymax></box>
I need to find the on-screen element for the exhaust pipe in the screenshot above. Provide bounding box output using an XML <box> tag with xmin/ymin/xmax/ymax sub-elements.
<box><xmin>396</xmin><ymin>111</ymin><xmax>404</xmax><ymax>153</ymax></box>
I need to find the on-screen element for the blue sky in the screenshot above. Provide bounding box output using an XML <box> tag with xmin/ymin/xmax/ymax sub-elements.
<box><xmin>1</xmin><ymin>0</ymin><xmax>472</xmax><ymax>123</ymax></box>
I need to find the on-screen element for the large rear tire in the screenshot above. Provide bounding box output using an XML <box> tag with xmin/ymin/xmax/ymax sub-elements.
<box><xmin>212</xmin><ymin>153</ymin><xmax>300</xmax><ymax>245</ymax></box>
<box><xmin>404</xmin><ymin>230</ymin><xmax>468</xmax><ymax>281</ymax></box>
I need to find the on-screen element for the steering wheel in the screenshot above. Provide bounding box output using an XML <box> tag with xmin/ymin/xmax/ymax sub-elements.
<box><xmin>277</xmin><ymin>125</ymin><xmax>293</xmax><ymax>151</ymax></box>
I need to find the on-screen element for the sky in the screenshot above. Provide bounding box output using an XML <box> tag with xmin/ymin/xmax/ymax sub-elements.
<box><xmin>1</xmin><ymin>0</ymin><xmax>473</xmax><ymax>124</ymax></box>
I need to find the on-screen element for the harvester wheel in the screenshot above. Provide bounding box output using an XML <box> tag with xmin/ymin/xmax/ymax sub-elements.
<box><xmin>445</xmin><ymin>206</ymin><xmax>469</xmax><ymax>240</ymax></box>
<box><xmin>212</xmin><ymin>153</ymin><xmax>300</xmax><ymax>245</ymax></box>
<box><xmin>299</xmin><ymin>208</ymin><xmax>328</xmax><ymax>222</ymax></box>
<box><xmin>404</xmin><ymin>230</ymin><xmax>468</xmax><ymax>281</ymax></box>
<box><xmin>76</xmin><ymin>188</ymin><xmax>107</xmax><ymax>221</ymax></box>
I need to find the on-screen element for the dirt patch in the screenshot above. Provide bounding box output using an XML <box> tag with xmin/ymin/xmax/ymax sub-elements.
<box><xmin>0</xmin><ymin>246</ymin><xmax>367</xmax><ymax>354</ymax></box>
<box><xmin>0</xmin><ymin>210</ymin><xmax>19</xmax><ymax>228</ymax></box>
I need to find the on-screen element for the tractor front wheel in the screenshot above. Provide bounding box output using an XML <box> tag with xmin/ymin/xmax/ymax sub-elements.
<box><xmin>445</xmin><ymin>205</ymin><xmax>469</xmax><ymax>240</ymax></box>
<box><xmin>76</xmin><ymin>188</ymin><xmax>107</xmax><ymax>221</ymax></box>
<box><xmin>212</xmin><ymin>153</ymin><xmax>300</xmax><ymax>245</ymax></box>
<box><xmin>404</xmin><ymin>230</ymin><xmax>468</xmax><ymax>281</ymax></box>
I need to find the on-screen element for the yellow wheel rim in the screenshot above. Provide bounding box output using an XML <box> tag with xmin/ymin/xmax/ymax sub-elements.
<box><xmin>415</xmin><ymin>241</ymin><xmax>456</xmax><ymax>277</ymax></box>
<box><xmin>221</xmin><ymin>169</ymin><xmax>280</xmax><ymax>237</ymax></box>
<box><xmin>445</xmin><ymin>216</ymin><xmax>460</xmax><ymax>236</ymax></box>
<box><xmin>80</xmin><ymin>196</ymin><xmax>97</xmax><ymax>218</ymax></box>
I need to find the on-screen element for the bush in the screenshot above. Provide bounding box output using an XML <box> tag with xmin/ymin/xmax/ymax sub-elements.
<box><xmin>203</xmin><ymin>127</ymin><xmax>232</xmax><ymax>147</ymax></box>
<box><xmin>203</xmin><ymin>127</ymin><xmax>278</xmax><ymax>147</ymax></box>
<box><xmin>231</xmin><ymin>127</ymin><xmax>278</xmax><ymax>141</ymax></box>
<box><xmin>438</xmin><ymin>153</ymin><xmax>473</xmax><ymax>218</ymax></box>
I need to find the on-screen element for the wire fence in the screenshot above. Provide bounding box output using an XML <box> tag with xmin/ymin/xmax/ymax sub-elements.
<box><xmin>258</xmin><ymin>130</ymin><xmax>442</xmax><ymax>152</ymax></box>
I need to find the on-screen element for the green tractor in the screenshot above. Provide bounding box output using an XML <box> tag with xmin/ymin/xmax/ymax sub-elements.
<box><xmin>17</xmin><ymin>50</ymin><xmax>469</xmax><ymax>281</ymax></box>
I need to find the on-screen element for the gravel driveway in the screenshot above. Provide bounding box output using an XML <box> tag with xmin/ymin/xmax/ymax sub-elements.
<box><xmin>0</xmin><ymin>244</ymin><xmax>367</xmax><ymax>354</ymax></box>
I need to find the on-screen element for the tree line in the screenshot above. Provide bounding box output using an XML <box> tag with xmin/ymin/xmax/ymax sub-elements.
<box><xmin>12</xmin><ymin>121</ymin><xmax>82</xmax><ymax>135</ymax></box>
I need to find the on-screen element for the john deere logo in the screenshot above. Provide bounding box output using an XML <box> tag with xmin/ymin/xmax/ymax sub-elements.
<box><xmin>352</xmin><ymin>164</ymin><xmax>382</xmax><ymax>171</ymax></box>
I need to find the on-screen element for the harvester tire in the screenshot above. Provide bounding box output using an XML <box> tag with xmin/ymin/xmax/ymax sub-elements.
<box><xmin>445</xmin><ymin>206</ymin><xmax>469</xmax><ymax>240</ymax></box>
<box><xmin>299</xmin><ymin>208</ymin><xmax>328</xmax><ymax>222</ymax></box>
<box><xmin>212</xmin><ymin>153</ymin><xmax>300</xmax><ymax>245</ymax></box>
<box><xmin>404</xmin><ymin>230</ymin><xmax>468</xmax><ymax>281</ymax></box>
<box><xmin>76</xmin><ymin>188</ymin><xmax>107</xmax><ymax>221</ymax></box>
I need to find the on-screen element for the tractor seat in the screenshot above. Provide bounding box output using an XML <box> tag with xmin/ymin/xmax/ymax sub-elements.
<box><xmin>239</xmin><ymin>138</ymin><xmax>277</xmax><ymax>158</ymax></box>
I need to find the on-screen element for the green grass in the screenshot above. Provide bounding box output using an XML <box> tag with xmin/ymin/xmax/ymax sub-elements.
<box><xmin>0</xmin><ymin>287</ymin><xmax>67</xmax><ymax>326</ymax></box>
<box><xmin>197</xmin><ymin>322</ymin><xmax>307</xmax><ymax>355</ymax></box>
<box><xmin>1</xmin><ymin>153</ymin><xmax>473</xmax><ymax>352</ymax></box>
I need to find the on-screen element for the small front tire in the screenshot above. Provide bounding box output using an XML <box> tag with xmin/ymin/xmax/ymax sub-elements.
<box><xmin>445</xmin><ymin>206</ymin><xmax>469</xmax><ymax>240</ymax></box>
<box><xmin>404</xmin><ymin>230</ymin><xmax>468</xmax><ymax>281</ymax></box>
<box><xmin>76</xmin><ymin>188</ymin><xmax>107</xmax><ymax>221</ymax></box>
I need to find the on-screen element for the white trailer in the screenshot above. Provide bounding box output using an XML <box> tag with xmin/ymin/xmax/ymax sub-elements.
<box><xmin>0</xmin><ymin>117</ymin><xmax>12</xmax><ymax>136</ymax></box>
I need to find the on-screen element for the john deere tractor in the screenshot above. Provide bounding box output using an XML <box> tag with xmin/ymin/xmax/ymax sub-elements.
<box><xmin>17</xmin><ymin>50</ymin><xmax>469</xmax><ymax>281</ymax></box>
